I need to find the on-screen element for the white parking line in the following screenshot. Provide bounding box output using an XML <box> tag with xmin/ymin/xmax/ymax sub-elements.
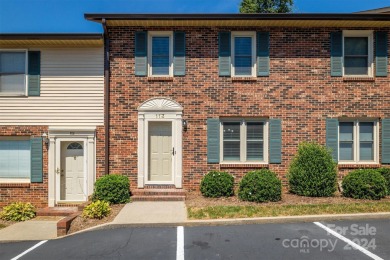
<box><xmin>314</xmin><ymin>222</ymin><xmax>383</xmax><ymax>260</ymax></box>
<box><xmin>177</xmin><ymin>226</ymin><xmax>184</xmax><ymax>260</ymax></box>
<box><xmin>11</xmin><ymin>240</ymin><xmax>48</xmax><ymax>260</ymax></box>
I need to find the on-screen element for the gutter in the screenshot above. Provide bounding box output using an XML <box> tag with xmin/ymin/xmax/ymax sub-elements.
<box><xmin>102</xmin><ymin>18</ymin><xmax>110</xmax><ymax>175</ymax></box>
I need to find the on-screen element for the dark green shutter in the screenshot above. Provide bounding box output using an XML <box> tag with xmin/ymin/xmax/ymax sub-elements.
<box><xmin>28</xmin><ymin>51</ymin><xmax>40</xmax><ymax>96</ymax></box>
<box><xmin>376</xmin><ymin>32</ymin><xmax>388</xmax><ymax>77</ymax></box>
<box><xmin>257</xmin><ymin>32</ymin><xmax>270</xmax><ymax>76</ymax></box>
<box><xmin>30</xmin><ymin>137</ymin><xmax>43</xmax><ymax>183</ymax></box>
<box><xmin>174</xmin><ymin>31</ymin><xmax>186</xmax><ymax>76</ymax></box>
<box><xmin>326</xmin><ymin>118</ymin><xmax>339</xmax><ymax>162</ymax></box>
<box><xmin>219</xmin><ymin>32</ymin><xmax>231</xmax><ymax>76</ymax></box>
<box><xmin>135</xmin><ymin>31</ymin><xmax>148</xmax><ymax>76</ymax></box>
<box><xmin>269</xmin><ymin>119</ymin><xmax>282</xmax><ymax>164</ymax></box>
<box><xmin>382</xmin><ymin>119</ymin><xmax>390</xmax><ymax>164</ymax></box>
<box><xmin>331</xmin><ymin>32</ymin><xmax>343</xmax><ymax>77</ymax></box>
<box><xmin>207</xmin><ymin>118</ymin><xmax>220</xmax><ymax>163</ymax></box>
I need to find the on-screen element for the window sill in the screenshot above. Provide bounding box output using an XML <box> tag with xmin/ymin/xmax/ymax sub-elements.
<box><xmin>231</xmin><ymin>77</ymin><xmax>257</xmax><ymax>82</ymax></box>
<box><xmin>220</xmin><ymin>163</ymin><xmax>269</xmax><ymax>169</ymax></box>
<box><xmin>338</xmin><ymin>164</ymin><xmax>380</xmax><ymax>169</ymax></box>
<box><xmin>147</xmin><ymin>77</ymin><xmax>174</xmax><ymax>82</ymax></box>
<box><xmin>0</xmin><ymin>183</ymin><xmax>30</xmax><ymax>188</ymax></box>
<box><xmin>343</xmin><ymin>77</ymin><xmax>375</xmax><ymax>82</ymax></box>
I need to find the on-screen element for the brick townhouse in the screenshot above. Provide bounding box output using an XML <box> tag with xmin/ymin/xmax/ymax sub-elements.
<box><xmin>0</xmin><ymin>11</ymin><xmax>389</xmax><ymax>206</ymax></box>
<box><xmin>84</xmin><ymin>12</ymin><xmax>390</xmax><ymax>200</ymax></box>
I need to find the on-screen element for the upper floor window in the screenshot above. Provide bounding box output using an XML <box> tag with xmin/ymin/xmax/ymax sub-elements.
<box><xmin>0</xmin><ymin>50</ymin><xmax>27</xmax><ymax>95</ymax></box>
<box><xmin>339</xmin><ymin>120</ymin><xmax>378</xmax><ymax>163</ymax></box>
<box><xmin>221</xmin><ymin>119</ymin><xmax>268</xmax><ymax>163</ymax></box>
<box><xmin>231</xmin><ymin>32</ymin><xmax>256</xmax><ymax>77</ymax></box>
<box><xmin>343</xmin><ymin>31</ymin><xmax>373</xmax><ymax>77</ymax></box>
<box><xmin>148</xmin><ymin>32</ymin><xmax>173</xmax><ymax>77</ymax></box>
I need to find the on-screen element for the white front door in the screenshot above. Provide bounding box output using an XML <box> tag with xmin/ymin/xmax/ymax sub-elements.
<box><xmin>148</xmin><ymin>121</ymin><xmax>173</xmax><ymax>182</ymax></box>
<box><xmin>60</xmin><ymin>141</ymin><xmax>85</xmax><ymax>201</ymax></box>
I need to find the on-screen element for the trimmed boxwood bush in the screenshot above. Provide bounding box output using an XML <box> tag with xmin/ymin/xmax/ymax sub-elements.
<box><xmin>288</xmin><ymin>142</ymin><xmax>337</xmax><ymax>197</ymax></box>
<box><xmin>376</xmin><ymin>168</ymin><xmax>390</xmax><ymax>195</ymax></box>
<box><xmin>0</xmin><ymin>202</ymin><xmax>36</xmax><ymax>222</ymax></box>
<box><xmin>342</xmin><ymin>169</ymin><xmax>387</xmax><ymax>200</ymax></box>
<box><xmin>200</xmin><ymin>171</ymin><xmax>234</xmax><ymax>198</ymax></box>
<box><xmin>92</xmin><ymin>174</ymin><xmax>130</xmax><ymax>204</ymax></box>
<box><xmin>238</xmin><ymin>169</ymin><xmax>282</xmax><ymax>202</ymax></box>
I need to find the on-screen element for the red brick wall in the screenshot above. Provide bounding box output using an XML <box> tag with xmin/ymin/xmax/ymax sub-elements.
<box><xmin>0</xmin><ymin>126</ymin><xmax>49</xmax><ymax>207</ymax></box>
<box><xmin>107</xmin><ymin>26</ymin><xmax>390</xmax><ymax>191</ymax></box>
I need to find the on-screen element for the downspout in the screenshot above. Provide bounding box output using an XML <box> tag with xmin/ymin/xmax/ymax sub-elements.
<box><xmin>102</xmin><ymin>18</ymin><xmax>110</xmax><ymax>175</ymax></box>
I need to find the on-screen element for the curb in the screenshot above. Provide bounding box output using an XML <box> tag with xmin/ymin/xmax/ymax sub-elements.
<box><xmin>62</xmin><ymin>212</ymin><xmax>390</xmax><ymax>236</ymax></box>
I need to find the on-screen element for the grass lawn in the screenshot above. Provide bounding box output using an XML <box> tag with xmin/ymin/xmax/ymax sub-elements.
<box><xmin>188</xmin><ymin>202</ymin><xmax>390</xmax><ymax>219</ymax></box>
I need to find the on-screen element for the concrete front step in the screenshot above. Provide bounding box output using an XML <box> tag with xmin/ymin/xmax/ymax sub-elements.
<box><xmin>37</xmin><ymin>207</ymin><xmax>79</xmax><ymax>217</ymax></box>
<box><xmin>131</xmin><ymin>195</ymin><xmax>185</xmax><ymax>201</ymax></box>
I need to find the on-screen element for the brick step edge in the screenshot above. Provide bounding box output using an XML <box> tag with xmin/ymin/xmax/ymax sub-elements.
<box><xmin>131</xmin><ymin>195</ymin><xmax>185</xmax><ymax>201</ymax></box>
<box><xmin>132</xmin><ymin>190</ymin><xmax>186</xmax><ymax>196</ymax></box>
<box><xmin>57</xmin><ymin>212</ymin><xmax>81</xmax><ymax>237</ymax></box>
<box><xmin>37</xmin><ymin>207</ymin><xmax>79</xmax><ymax>217</ymax></box>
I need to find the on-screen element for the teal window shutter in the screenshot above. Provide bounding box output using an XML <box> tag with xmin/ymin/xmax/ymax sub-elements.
<box><xmin>326</xmin><ymin>118</ymin><xmax>339</xmax><ymax>162</ymax></box>
<box><xmin>376</xmin><ymin>32</ymin><xmax>388</xmax><ymax>77</ymax></box>
<box><xmin>269</xmin><ymin>119</ymin><xmax>282</xmax><ymax>164</ymax></box>
<box><xmin>174</xmin><ymin>31</ymin><xmax>186</xmax><ymax>76</ymax></box>
<box><xmin>257</xmin><ymin>32</ymin><xmax>270</xmax><ymax>76</ymax></box>
<box><xmin>207</xmin><ymin>118</ymin><xmax>220</xmax><ymax>163</ymax></box>
<box><xmin>331</xmin><ymin>32</ymin><xmax>343</xmax><ymax>77</ymax></box>
<box><xmin>219</xmin><ymin>32</ymin><xmax>231</xmax><ymax>76</ymax></box>
<box><xmin>382</xmin><ymin>119</ymin><xmax>390</xmax><ymax>164</ymax></box>
<box><xmin>135</xmin><ymin>31</ymin><xmax>148</xmax><ymax>76</ymax></box>
<box><xmin>30</xmin><ymin>137</ymin><xmax>43</xmax><ymax>183</ymax></box>
<box><xmin>28</xmin><ymin>51</ymin><xmax>41</xmax><ymax>96</ymax></box>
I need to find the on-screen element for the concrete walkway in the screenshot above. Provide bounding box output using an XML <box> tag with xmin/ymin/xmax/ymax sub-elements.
<box><xmin>113</xmin><ymin>201</ymin><xmax>187</xmax><ymax>224</ymax></box>
<box><xmin>0</xmin><ymin>216</ymin><xmax>62</xmax><ymax>242</ymax></box>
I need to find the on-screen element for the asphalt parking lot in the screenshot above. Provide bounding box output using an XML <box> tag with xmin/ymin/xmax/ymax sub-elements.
<box><xmin>1</xmin><ymin>219</ymin><xmax>389</xmax><ymax>260</ymax></box>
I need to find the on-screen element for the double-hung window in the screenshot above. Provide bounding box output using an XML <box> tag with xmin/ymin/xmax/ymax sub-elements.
<box><xmin>0</xmin><ymin>50</ymin><xmax>27</xmax><ymax>95</ymax></box>
<box><xmin>148</xmin><ymin>32</ymin><xmax>173</xmax><ymax>77</ymax></box>
<box><xmin>339</xmin><ymin>120</ymin><xmax>378</xmax><ymax>163</ymax></box>
<box><xmin>221</xmin><ymin>119</ymin><xmax>268</xmax><ymax>163</ymax></box>
<box><xmin>0</xmin><ymin>139</ymin><xmax>31</xmax><ymax>181</ymax></box>
<box><xmin>343</xmin><ymin>31</ymin><xmax>373</xmax><ymax>77</ymax></box>
<box><xmin>231</xmin><ymin>32</ymin><xmax>256</xmax><ymax>77</ymax></box>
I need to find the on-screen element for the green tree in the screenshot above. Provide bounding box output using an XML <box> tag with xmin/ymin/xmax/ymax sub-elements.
<box><xmin>239</xmin><ymin>0</ymin><xmax>294</xmax><ymax>13</ymax></box>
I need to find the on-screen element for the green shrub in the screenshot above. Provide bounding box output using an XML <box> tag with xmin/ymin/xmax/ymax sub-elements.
<box><xmin>82</xmin><ymin>200</ymin><xmax>111</xmax><ymax>219</ymax></box>
<box><xmin>342</xmin><ymin>169</ymin><xmax>387</xmax><ymax>200</ymax></box>
<box><xmin>238</xmin><ymin>169</ymin><xmax>282</xmax><ymax>202</ymax></box>
<box><xmin>376</xmin><ymin>168</ymin><xmax>390</xmax><ymax>195</ymax></box>
<box><xmin>200</xmin><ymin>171</ymin><xmax>234</xmax><ymax>198</ymax></box>
<box><xmin>92</xmin><ymin>174</ymin><xmax>130</xmax><ymax>204</ymax></box>
<box><xmin>0</xmin><ymin>202</ymin><xmax>36</xmax><ymax>221</ymax></box>
<box><xmin>288</xmin><ymin>142</ymin><xmax>337</xmax><ymax>197</ymax></box>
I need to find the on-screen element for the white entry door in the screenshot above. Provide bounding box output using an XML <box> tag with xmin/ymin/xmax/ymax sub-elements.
<box><xmin>148</xmin><ymin>122</ymin><xmax>173</xmax><ymax>182</ymax></box>
<box><xmin>60</xmin><ymin>141</ymin><xmax>85</xmax><ymax>201</ymax></box>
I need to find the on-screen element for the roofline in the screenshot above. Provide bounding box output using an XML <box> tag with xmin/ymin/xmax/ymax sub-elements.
<box><xmin>355</xmin><ymin>6</ymin><xmax>390</xmax><ymax>14</ymax></box>
<box><xmin>84</xmin><ymin>13</ymin><xmax>390</xmax><ymax>23</ymax></box>
<box><xmin>0</xmin><ymin>33</ymin><xmax>103</xmax><ymax>40</ymax></box>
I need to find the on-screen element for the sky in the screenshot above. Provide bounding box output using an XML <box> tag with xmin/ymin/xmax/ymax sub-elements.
<box><xmin>0</xmin><ymin>0</ymin><xmax>389</xmax><ymax>33</ymax></box>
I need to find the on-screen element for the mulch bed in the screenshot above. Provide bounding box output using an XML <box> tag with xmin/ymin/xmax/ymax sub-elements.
<box><xmin>68</xmin><ymin>204</ymin><xmax>125</xmax><ymax>234</ymax></box>
<box><xmin>0</xmin><ymin>219</ymin><xmax>16</xmax><ymax>229</ymax></box>
<box><xmin>186</xmin><ymin>190</ymin><xmax>390</xmax><ymax>208</ymax></box>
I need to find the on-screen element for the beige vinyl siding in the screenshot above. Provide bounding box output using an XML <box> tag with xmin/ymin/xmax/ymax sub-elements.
<box><xmin>0</xmin><ymin>48</ymin><xmax>104</xmax><ymax>126</ymax></box>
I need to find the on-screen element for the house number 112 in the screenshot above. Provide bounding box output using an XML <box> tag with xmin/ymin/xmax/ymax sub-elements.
<box><xmin>156</xmin><ymin>114</ymin><xmax>165</xmax><ymax>118</ymax></box>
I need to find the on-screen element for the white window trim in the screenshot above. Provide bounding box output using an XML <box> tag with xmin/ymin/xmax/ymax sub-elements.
<box><xmin>220</xmin><ymin>118</ymin><xmax>268</xmax><ymax>164</ymax></box>
<box><xmin>0</xmin><ymin>49</ymin><xmax>28</xmax><ymax>96</ymax></box>
<box><xmin>342</xmin><ymin>30</ymin><xmax>374</xmax><ymax>78</ymax></box>
<box><xmin>338</xmin><ymin>119</ymin><xmax>379</xmax><ymax>164</ymax></box>
<box><xmin>231</xmin><ymin>31</ymin><xmax>257</xmax><ymax>78</ymax></box>
<box><xmin>147</xmin><ymin>31</ymin><xmax>173</xmax><ymax>77</ymax></box>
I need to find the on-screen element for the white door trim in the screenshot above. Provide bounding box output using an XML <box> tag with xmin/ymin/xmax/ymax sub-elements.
<box><xmin>48</xmin><ymin>128</ymin><xmax>96</xmax><ymax>206</ymax></box>
<box><xmin>138</xmin><ymin>98</ymin><xmax>183</xmax><ymax>188</ymax></box>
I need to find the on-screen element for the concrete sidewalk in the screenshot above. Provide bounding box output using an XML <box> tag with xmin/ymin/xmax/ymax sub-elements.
<box><xmin>113</xmin><ymin>201</ymin><xmax>187</xmax><ymax>224</ymax></box>
<box><xmin>0</xmin><ymin>216</ymin><xmax>62</xmax><ymax>242</ymax></box>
